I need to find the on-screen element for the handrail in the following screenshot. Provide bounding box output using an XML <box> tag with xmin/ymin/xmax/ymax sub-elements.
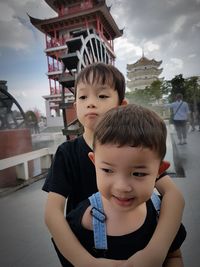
<box><xmin>0</xmin><ymin>148</ymin><xmax>53</xmax><ymax>180</ymax></box>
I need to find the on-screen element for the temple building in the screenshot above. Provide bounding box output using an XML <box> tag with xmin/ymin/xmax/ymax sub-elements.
<box><xmin>29</xmin><ymin>0</ymin><xmax>122</xmax><ymax>132</ymax></box>
<box><xmin>127</xmin><ymin>54</ymin><xmax>163</xmax><ymax>91</ymax></box>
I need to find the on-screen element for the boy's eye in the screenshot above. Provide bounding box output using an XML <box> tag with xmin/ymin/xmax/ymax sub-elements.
<box><xmin>132</xmin><ymin>172</ymin><xmax>147</xmax><ymax>177</ymax></box>
<box><xmin>99</xmin><ymin>95</ymin><xmax>109</xmax><ymax>99</ymax></box>
<box><xmin>79</xmin><ymin>95</ymin><xmax>87</xmax><ymax>100</ymax></box>
<box><xmin>101</xmin><ymin>168</ymin><xmax>113</xmax><ymax>173</ymax></box>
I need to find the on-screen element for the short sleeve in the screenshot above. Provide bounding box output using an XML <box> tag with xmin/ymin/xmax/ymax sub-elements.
<box><xmin>169</xmin><ymin>223</ymin><xmax>187</xmax><ymax>252</ymax></box>
<box><xmin>42</xmin><ymin>143</ymin><xmax>72</xmax><ymax>198</ymax></box>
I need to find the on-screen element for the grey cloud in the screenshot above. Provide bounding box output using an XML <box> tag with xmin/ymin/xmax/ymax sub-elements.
<box><xmin>0</xmin><ymin>0</ymin><xmax>199</xmax><ymax>80</ymax></box>
<box><xmin>109</xmin><ymin>0</ymin><xmax>200</xmax><ymax>79</ymax></box>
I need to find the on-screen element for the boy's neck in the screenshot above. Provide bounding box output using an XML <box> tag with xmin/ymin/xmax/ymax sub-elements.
<box><xmin>83</xmin><ymin>129</ymin><xmax>94</xmax><ymax>149</ymax></box>
<box><xmin>101</xmin><ymin>196</ymin><xmax>147</xmax><ymax>236</ymax></box>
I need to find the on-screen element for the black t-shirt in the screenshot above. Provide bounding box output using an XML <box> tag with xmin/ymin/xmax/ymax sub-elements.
<box><xmin>42</xmin><ymin>136</ymin><xmax>98</xmax><ymax>213</ymax></box>
<box><xmin>62</xmin><ymin>198</ymin><xmax>186</xmax><ymax>266</ymax></box>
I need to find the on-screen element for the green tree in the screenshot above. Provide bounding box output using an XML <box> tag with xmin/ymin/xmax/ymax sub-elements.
<box><xmin>126</xmin><ymin>80</ymin><xmax>168</xmax><ymax>106</ymax></box>
<box><xmin>184</xmin><ymin>76</ymin><xmax>200</xmax><ymax>110</ymax></box>
<box><xmin>170</xmin><ymin>74</ymin><xmax>186</xmax><ymax>100</ymax></box>
<box><xmin>147</xmin><ymin>80</ymin><xmax>163</xmax><ymax>102</ymax></box>
<box><xmin>126</xmin><ymin>88</ymin><xmax>152</xmax><ymax>106</ymax></box>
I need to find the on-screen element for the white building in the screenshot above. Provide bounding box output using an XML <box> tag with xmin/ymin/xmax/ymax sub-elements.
<box><xmin>127</xmin><ymin>55</ymin><xmax>163</xmax><ymax>91</ymax></box>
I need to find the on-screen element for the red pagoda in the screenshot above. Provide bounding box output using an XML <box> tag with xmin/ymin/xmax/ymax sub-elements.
<box><xmin>29</xmin><ymin>0</ymin><xmax>122</xmax><ymax>138</ymax></box>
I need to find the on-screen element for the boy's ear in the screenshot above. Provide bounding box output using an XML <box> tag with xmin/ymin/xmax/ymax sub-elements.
<box><xmin>73</xmin><ymin>102</ymin><xmax>76</xmax><ymax>109</ymax></box>
<box><xmin>88</xmin><ymin>152</ymin><xmax>95</xmax><ymax>165</ymax></box>
<box><xmin>121</xmin><ymin>98</ymin><xmax>128</xmax><ymax>106</ymax></box>
<box><xmin>158</xmin><ymin>160</ymin><xmax>170</xmax><ymax>175</ymax></box>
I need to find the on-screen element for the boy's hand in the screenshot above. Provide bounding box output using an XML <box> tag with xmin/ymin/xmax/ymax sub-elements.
<box><xmin>85</xmin><ymin>258</ymin><xmax>125</xmax><ymax>267</ymax></box>
<box><xmin>121</xmin><ymin>247</ymin><xmax>164</xmax><ymax>267</ymax></box>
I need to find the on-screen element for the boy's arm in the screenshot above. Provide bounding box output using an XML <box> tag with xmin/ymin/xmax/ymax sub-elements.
<box><xmin>153</xmin><ymin>175</ymin><xmax>185</xmax><ymax>259</ymax></box>
<box><xmin>44</xmin><ymin>192</ymin><xmax>124</xmax><ymax>267</ymax></box>
<box><xmin>123</xmin><ymin>174</ymin><xmax>185</xmax><ymax>267</ymax></box>
<box><xmin>163</xmin><ymin>249</ymin><xmax>184</xmax><ymax>267</ymax></box>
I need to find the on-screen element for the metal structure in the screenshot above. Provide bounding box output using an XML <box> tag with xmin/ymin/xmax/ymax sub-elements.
<box><xmin>0</xmin><ymin>81</ymin><xmax>26</xmax><ymax>130</ymax></box>
<box><xmin>59</xmin><ymin>28</ymin><xmax>110</xmax><ymax>137</ymax></box>
<box><xmin>29</xmin><ymin>0</ymin><xmax>123</xmax><ymax>138</ymax></box>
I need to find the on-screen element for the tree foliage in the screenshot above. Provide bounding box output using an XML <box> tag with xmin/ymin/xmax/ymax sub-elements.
<box><xmin>126</xmin><ymin>74</ymin><xmax>200</xmax><ymax>111</ymax></box>
<box><xmin>168</xmin><ymin>74</ymin><xmax>200</xmax><ymax>103</ymax></box>
<box><xmin>126</xmin><ymin>80</ymin><xmax>165</xmax><ymax>106</ymax></box>
<box><xmin>170</xmin><ymin>74</ymin><xmax>186</xmax><ymax>101</ymax></box>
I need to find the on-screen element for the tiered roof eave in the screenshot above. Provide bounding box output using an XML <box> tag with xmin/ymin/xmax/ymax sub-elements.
<box><xmin>29</xmin><ymin>1</ymin><xmax>123</xmax><ymax>39</ymax></box>
<box><xmin>127</xmin><ymin>56</ymin><xmax>162</xmax><ymax>70</ymax></box>
<box><xmin>45</xmin><ymin>0</ymin><xmax>106</xmax><ymax>13</ymax></box>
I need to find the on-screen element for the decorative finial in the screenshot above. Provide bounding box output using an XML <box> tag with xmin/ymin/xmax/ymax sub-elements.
<box><xmin>142</xmin><ymin>46</ymin><xmax>144</xmax><ymax>58</ymax></box>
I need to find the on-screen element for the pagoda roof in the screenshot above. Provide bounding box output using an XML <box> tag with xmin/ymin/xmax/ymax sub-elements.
<box><xmin>45</xmin><ymin>0</ymin><xmax>106</xmax><ymax>13</ymax></box>
<box><xmin>28</xmin><ymin>1</ymin><xmax>122</xmax><ymax>39</ymax></box>
<box><xmin>127</xmin><ymin>56</ymin><xmax>162</xmax><ymax>70</ymax></box>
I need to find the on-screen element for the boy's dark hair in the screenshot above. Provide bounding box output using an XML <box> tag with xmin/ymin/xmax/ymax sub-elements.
<box><xmin>93</xmin><ymin>104</ymin><xmax>167</xmax><ymax>160</ymax></box>
<box><xmin>74</xmin><ymin>63</ymin><xmax>125</xmax><ymax>104</ymax></box>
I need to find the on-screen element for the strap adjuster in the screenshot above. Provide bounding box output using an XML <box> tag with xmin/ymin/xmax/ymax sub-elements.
<box><xmin>90</xmin><ymin>206</ymin><xmax>107</xmax><ymax>223</ymax></box>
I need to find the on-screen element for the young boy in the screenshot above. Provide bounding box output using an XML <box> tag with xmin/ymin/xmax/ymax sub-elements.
<box><xmin>65</xmin><ymin>104</ymin><xmax>186</xmax><ymax>266</ymax></box>
<box><xmin>44</xmin><ymin>63</ymin><xmax>185</xmax><ymax>267</ymax></box>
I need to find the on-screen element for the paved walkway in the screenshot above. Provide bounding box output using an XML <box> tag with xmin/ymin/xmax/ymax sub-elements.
<box><xmin>170</xmin><ymin>126</ymin><xmax>200</xmax><ymax>267</ymax></box>
<box><xmin>0</xmin><ymin>126</ymin><xmax>199</xmax><ymax>266</ymax></box>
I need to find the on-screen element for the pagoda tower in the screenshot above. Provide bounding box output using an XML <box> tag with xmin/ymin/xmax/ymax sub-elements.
<box><xmin>127</xmin><ymin>54</ymin><xmax>163</xmax><ymax>91</ymax></box>
<box><xmin>29</xmin><ymin>0</ymin><xmax>122</xmax><ymax>137</ymax></box>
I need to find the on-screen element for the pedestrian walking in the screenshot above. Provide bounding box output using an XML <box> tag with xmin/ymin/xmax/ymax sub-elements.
<box><xmin>189</xmin><ymin>102</ymin><xmax>195</xmax><ymax>131</ymax></box>
<box><xmin>166</xmin><ymin>93</ymin><xmax>190</xmax><ymax>145</ymax></box>
<box><xmin>197</xmin><ymin>101</ymin><xmax>200</xmax><ymax>131</ymax></box>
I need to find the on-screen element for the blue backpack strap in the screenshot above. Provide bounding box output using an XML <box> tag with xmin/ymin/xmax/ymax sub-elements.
<box><xmin>88</xmin><ymin>192</ymin><xmax>108</xmax><ymax>250</ymax></box>
<box><xmin>151</xmin><ymin>191</ymin><xmax>161</xmax><ymax>215</ymax></box>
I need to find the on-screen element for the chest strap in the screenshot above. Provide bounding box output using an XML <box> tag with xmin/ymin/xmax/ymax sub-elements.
<box><xmin>151</xmin><ymin>191</ymin><xmax>161</xmax><ymax>215</ymax></box>
<box><xmin>89</xmin><ymin>191</ymin><xmax>161</xmax><ymax>250</ymax></box>
<box><xmin>88</xmin><ymin>192</ymin><xmax>108</xmax><ymax>250</ymax></box>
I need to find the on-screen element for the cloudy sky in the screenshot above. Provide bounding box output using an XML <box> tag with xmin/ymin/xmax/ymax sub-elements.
<box><xmin>0</xmin><ymin>0</ymin><xmax>200</xmax><ymax>115</ymax></box>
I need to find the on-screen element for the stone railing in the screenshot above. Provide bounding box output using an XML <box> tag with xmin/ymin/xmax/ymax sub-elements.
<box><xmin>0</xmin><ymin>148</ymin><xmax>52</xmax><ymax>180</ymax></box>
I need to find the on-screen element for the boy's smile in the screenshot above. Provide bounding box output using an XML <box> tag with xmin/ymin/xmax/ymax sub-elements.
<box><xmin>112</xmin><ymin>195</ymin><xmax>135</xmax><ymax>207</ymax></box>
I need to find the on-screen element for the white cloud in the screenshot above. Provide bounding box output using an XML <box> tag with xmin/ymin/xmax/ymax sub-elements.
<box><xmin>0</xmin><ymin>19</ymin><xmax>34</xmax><ymax>51</ymax></box>
<box><xmin>144</xmin><ymin>41</ymin><xmax>160</xmax><ymax>52</ymax></box>
<box><xmin>188</xmin><ymin>54</ymin><xmax>196</xmax><ymax>59</ymax></box>
<box><xmin>0</xmin><ymin>3</ymin><xmax>14</xmax><ymax>22</ymax></box>
<box><xmin>10</xmin><ymin>84</ymin><xmax>48</xmax><ymax>114</ymax></box>
<box><xmin>115</xmin><ymin>37</ymin><xmax>142</xmax><ymax>62</ymax></box>
<box><xmin>164</xmin><ymin>58</ymin><xmax>183</xmax><ymax>79</ymax></box>
<box><xmin>173</xmin><ymin>15</ymin><xmax>187</xmax><ymax>34</ymax></box>
<box><xmin>170</xmin><ymin>58</ymin><xmax>183</xmax><ymax>69</ymax></box>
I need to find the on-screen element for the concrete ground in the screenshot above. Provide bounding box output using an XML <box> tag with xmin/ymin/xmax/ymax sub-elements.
<box><xmin>170</xmin><ymin>126</ymin><xmax>200</xmax><ymax>267</ymax></box>
<box><xmin>0</xmin><ymin>126</ymin><xmax>199</xmax><ymax>266</ymax></box>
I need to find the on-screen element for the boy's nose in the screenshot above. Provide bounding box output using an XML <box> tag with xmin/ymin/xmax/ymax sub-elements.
<box><xmin>87</xmin><ymin>103</ymin><xmax>96</xmax><ymax>108</ymax></box>
<box><xmin>87</xmin><ymin>98</ymin><xmax>97</xmax><ymax>108</ymax></box>
<box><xmin>114</xmin><ymin>177</ymin><xmax>132</xmax><ymax>193</ymax></box>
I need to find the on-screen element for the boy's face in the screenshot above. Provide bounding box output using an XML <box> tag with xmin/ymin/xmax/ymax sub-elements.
<box><xmin>74</xmin><ymin>80</ymin><xmax>123</xmax><ymax>132</ymax></box>
<box><xmin>89</xmin><ymin>143</ymin><xmax>161</xmax><ymax>213</ymax></box>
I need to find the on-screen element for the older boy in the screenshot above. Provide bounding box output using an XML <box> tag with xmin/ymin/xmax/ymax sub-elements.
<box><xmin>44</xmin><ymin>63</ymin><xmax>185</xmax><ymax>267</ymax></box>
<box><xmin>66</xmin><ymin>104</ymin><xmax>186</xmax><ymax>266</ymax></box>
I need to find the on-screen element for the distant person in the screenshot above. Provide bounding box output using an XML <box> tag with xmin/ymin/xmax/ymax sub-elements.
<box><xmin>167</xmin><ymin>93</ymin><xmax>190</xmax><ymax>145</ymax></box>
<box><xmin>65</xmin><ymin>104</ymin><xmax>186</xmax><ymax>266</ymax></box>
<box><xmin>34</xmin><ymin>120</ymin><xmax>40</xmax><ymax>134</ymax></box>
<box><xmin>189</xmin><ymin>102</ymin><xmax>195</xmax><ymax>131</ymax></box>
<box><xmin>197</xmin><ymin>101</ymin><xmax>200</xmax><ymax>131</ymax></box>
